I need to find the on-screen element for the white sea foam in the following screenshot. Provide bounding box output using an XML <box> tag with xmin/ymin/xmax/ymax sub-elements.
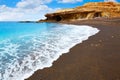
<box><xmin>0</xmin><ymin>24</ymin><xmax>99</xmax><ymax>80</ymax></box>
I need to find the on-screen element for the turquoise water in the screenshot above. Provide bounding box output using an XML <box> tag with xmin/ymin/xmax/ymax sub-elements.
<box><xmin>0</xmin><ymin>22</ymin><xmax>48</xmax><ymax>40</ymax></box>
<box><xmin>0</xmin><ymin>22</ymin><xmax>99</xmax><ymax>80</ymax></box>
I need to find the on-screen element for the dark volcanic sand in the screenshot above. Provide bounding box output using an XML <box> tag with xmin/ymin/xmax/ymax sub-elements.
<box><xmin>26</xmin><ymin>18</ymin><xmax>120</xmax><ymax>80</ymax></box>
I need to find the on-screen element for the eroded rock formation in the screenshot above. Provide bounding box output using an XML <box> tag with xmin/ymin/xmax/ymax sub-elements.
<box><xmin>38</xmin><ymin>2</ymin><xmax>120</xmax><ymax>22</ymax></box>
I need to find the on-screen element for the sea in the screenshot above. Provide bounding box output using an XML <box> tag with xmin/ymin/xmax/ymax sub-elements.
<box><xmin>0</xmin><ymin>22</ymin><xmax>99</xmax><ymax>80</ymax></box>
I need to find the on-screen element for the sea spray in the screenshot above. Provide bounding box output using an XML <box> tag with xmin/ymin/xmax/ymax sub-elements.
<box><xmin>0</xmin><ymin>23</ymin><xmax>99</xmax><ymax>80</ymax></box>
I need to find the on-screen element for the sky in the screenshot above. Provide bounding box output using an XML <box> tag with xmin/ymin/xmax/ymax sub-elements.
<box><xmin>0</xmin><ymin>0</ymin><xmax>119</xmax><ymax>21</ymax></box>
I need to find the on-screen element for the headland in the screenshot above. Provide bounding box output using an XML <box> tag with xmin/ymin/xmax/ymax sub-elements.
<box><xmin>27</xmin><ymin>2</ymin><xmax>120</xmax><ymax>80</ymax></box>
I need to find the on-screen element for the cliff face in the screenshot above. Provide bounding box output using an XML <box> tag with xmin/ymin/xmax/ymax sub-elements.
<box><xmin>39</xmin><ymin>2</ymin><xmax>120</xmax><ymax>22</ymax></box>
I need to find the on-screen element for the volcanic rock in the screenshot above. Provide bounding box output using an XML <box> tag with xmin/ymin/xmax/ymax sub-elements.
<box><xmin>38</xmin><ymin>2</ymin><xmax>120</xmax><ymax>22</ymax></box>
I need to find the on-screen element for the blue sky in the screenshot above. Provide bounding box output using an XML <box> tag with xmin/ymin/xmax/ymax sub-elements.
<box><xmin>0</xmin><ymin>0</ymin><xmax>119</xmax><ymax>21</ymax></box>
<box><xmin>0</xmin><ymin>0</ymin><xmax>105</xmax><ymax>8</ymax></box>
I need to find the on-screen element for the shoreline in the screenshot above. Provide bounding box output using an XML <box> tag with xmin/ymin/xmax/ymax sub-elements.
<box><xmin>26</xmin><ymin>18</ymin><xmax>120</xmax><ymax>80</ymax></box>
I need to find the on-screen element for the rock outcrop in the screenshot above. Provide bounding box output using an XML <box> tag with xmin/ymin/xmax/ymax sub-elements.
<box><xmin>38</xmin><ymin>2</ymin><xmax>120</xmax><ymax>22</ymax></box>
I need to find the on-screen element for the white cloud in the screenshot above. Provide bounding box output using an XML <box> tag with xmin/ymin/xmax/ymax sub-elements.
<box><xmin>104</xmin><ymin>0</ymin><xmax>117</xmax><ymax>2</ymax></box>
<box><xmin>16</xmin><ymin>0</ymin><xmax>51</xmax><ymax>9</ymax></box>
<box><xmin>0</xmin><ymin>0</ymin><xmax>55</xmax><ymax>21</ymax></box>
<box><xmin>58</xmin><ymin>0</ymin><xmax>83</xmax><ymax>3</ymax></box>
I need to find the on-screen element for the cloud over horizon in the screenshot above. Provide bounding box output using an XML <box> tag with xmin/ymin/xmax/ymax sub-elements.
<box><xmin>0</xmin><ymin>0</ymin><xmax>56</xmax><ymax>21</ymax></box>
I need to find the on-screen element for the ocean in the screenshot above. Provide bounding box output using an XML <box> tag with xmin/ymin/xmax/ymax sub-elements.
<box><xmin>0</xmin><ymin>22</ymin><xmax>99</xmax><ymax>80</ymax></box>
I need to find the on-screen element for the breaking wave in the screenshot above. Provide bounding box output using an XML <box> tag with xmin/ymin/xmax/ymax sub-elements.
<box><xmin>0</xmin><ymin>24</ymin><xmax>99</xmax><ymax>80</ymax></box>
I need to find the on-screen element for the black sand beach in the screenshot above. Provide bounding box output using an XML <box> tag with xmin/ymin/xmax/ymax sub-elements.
<box><xmin>26</xmin><ymin>18</ymin><xmax>120</xmax><ymax>80</ymax></box>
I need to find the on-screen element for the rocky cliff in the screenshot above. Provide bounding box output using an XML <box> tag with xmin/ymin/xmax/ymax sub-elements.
<box><xmin>38</xmin><ymin>2</ymin><xmax>120</xmax><ymax>22</ymax></box>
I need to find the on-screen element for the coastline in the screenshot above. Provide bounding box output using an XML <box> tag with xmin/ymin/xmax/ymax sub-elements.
<box><xmin>26</xmin><ymin>18</ymin><xmax>120</xmax><ymax>80</ymax></box>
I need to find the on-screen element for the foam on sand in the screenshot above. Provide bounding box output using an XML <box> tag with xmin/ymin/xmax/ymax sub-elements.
<box><xmin>0</xmin><ymin>24</ymin><xmax>99</xmax><ymax>80</ymax></box>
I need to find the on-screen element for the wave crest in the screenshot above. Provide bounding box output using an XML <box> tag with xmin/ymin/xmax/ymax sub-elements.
<box><xmin>0</xmin><ymin>24</ymin><xmax>99</xmax><ymax>80</ymax></box>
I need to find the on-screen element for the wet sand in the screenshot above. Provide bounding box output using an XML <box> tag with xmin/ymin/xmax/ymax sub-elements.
<box><xmin>26</xmin><ymin>18</ymin><xmax>120</xmax><ymax>80</ymax></box>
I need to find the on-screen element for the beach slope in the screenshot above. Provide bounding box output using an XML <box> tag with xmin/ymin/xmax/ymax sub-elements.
<box><xmin>27</xmin><ymin>18</ymin><xmax>120</xmax><ymax>80</ymax></box>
